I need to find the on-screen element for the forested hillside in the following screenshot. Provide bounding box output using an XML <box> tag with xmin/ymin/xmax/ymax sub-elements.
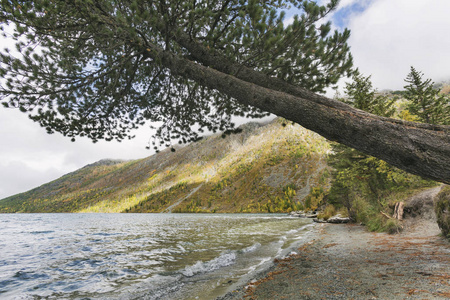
<box><xmin>0</xmin><ymin>118</ymin><xmax>331</xmax><ymax>213</ymax></box>
<box><xmin>1</xmin><ymin>71</ymin><xmax>445</xmax><ymax>232</ymax></box>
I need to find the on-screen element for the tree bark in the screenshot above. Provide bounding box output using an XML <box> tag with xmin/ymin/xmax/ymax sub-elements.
<box><xmin>165</xmin><ymin>28</ymin><xmax>350</xmax><ymax>110</ymax></box>
<box><xmin>142</xmin><ymin>45</ymin><xmax>450</xmax><ymax>184</ymax></box>
<box><xmin>393</xmin><ymin>202</ymin><xmax>404</xmax><ymax>220</ymax></box>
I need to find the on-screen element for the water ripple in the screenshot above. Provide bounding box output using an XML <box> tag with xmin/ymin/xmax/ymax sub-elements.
<box><xmin>0</xmin><ymin>213</ymin><xmax>313</xmax><ymax>299</ymax></box>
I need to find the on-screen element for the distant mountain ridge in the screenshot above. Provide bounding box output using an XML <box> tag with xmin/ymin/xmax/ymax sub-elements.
<box><xmin>0</xmin><ymin>118</ymin><xmax>331</xmax><ymax>213</ymax></box>
<box><xmin>82</xmin><ymin>159</ymin><xmax>126</xmax><ymax>168</ymax></box>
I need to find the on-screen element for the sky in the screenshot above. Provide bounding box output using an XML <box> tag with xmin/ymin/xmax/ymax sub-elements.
<box><xmin>1</xmin><ymin>0</ymin><xmax>450</xmax><ymax>199</ymax></box>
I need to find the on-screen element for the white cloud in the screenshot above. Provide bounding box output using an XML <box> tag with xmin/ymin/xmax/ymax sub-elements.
<box><xmin>336</xmin><ymin>0</ymin><xmax>361</xmax><ymax>9</ymax></box>
<box><xmin>0</xmin><ymin>23</ymin><xmax>155</xmax><ymax>199</ymax></box>
<box><xmin>346</xmin><ymin>0</ymin><xmax>450</xmax><ymax>90</ymax></box>
<box><xmin>0</xmin><ymin>160</ymin><xmax>62</xmax><ymax>199</ymax></box>
<box><xmin>0</xmin><ymin>108</ymin><xmax>153</xmax><ymax>199</ymax></box>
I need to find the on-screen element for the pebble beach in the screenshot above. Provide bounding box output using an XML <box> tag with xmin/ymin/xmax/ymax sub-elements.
<box><xmin>219</xmin><ymin>211</ymin><xmax>450</xmax><ymax>300</ymax></box>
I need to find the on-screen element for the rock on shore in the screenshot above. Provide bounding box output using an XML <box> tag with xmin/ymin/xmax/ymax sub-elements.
<box><xmin>289</xmin><ymin>211</ymin><xmax>351</xmax><ymax>223</ymax></box>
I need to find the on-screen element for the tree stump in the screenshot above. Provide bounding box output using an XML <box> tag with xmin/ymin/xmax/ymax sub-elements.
<box><xmin>392</xmin><ymin>202</ymin><xmax>404</xmax><ymax>220</ymax></box>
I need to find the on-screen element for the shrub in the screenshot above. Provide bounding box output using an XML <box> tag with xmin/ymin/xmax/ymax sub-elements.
<box><xmin>383</xmin><ymin>219</ymin><xmax>403</xmax><ymax>234</ymax></box>
<box><xmin>317</xmin><ymin>204</ymin><xmax>336</xmax><ymax>220</ymax></box>
<box><xmin>304</xmin><ymin>187</ymin><xmax>325</xmax><ymax>211</ymax></box>
<box><xmin>435</xmin><ymin>185</ymin><xmax>450</xmax><ymax>239</ymax></box>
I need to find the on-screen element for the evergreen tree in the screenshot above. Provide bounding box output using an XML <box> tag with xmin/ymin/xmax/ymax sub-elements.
<box><xmin>0</xmin><ymin>1</ymin><xmax>449</xmax><ymax>182</ymax></box>
<box><xmin>404</xmin><ymin>67</ymin><xmax>450</xmax><ymax>125</ymax></box>
<box><xmin>0</xmin><ymin>0</ymin><xmax>352</xmax><ymax>146</ymax></box>
<box><xmin>341</xmin><ymin>72</ymin><xmax>396</xmax><ymax>116</ymax></box>
<box><xmin>328</xmin><ymin>73</ymin><xmax>435</xmax><ymax>224</ymax></box>
<box><xmin>328</xmin><ymin>73</ymin><xmax>397</xmax><ymax>214</ymax></box>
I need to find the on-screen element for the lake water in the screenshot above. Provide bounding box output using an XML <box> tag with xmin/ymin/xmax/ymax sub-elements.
<box><xmin>0</xmin><ymin>213</ymin><xmax>314</xmax><ymax>299</ymax></box>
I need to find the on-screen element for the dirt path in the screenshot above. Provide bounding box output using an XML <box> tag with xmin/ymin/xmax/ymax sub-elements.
<box><xmin>402</xmin><ymin>186</ymin><xmax>442</xmax><ymax>236</ymax></box>
<box><xmin>296</xmin><ymin>158</ymin><xmax>328</xmax><ymax>202</ymax></box>
<box><xmin>220</xmin><ymin>187</ymin><xmax>450</xmax><ymax>300</ymax></box>
<box><xmin>241</xmin><ymin>223</ymin><xmax>449</xmax><ymax>300</ymax></box>
<box><xmin>162</xmin><ymin>184</ymin><xmax>203</xmax><ymax>213</ymax></box>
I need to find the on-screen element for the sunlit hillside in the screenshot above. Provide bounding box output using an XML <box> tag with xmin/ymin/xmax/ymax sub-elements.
<box><xmin>0</xmin><ymin>118</ymin><xmax>331</xmax><ymax>213</ymax></box>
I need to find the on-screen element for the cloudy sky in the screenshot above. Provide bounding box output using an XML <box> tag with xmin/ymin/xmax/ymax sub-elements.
<box><xmin>1</xmin><ymin>0</ymin><xmax>450</xmax><ymax>199</ymax></box>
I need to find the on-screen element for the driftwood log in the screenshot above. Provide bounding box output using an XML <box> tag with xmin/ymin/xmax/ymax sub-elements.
<box><xmin>381</xmin><ymin>202</ymin><xmax>405</xmax><ymax>220</ymax></box>
<box><xmin>313</xmin><ymin>215</ymin><xmax>351</xmax><ymax>224</ymax></box>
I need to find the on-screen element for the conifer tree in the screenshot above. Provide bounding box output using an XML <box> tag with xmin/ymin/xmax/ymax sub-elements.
<box><xmin>328</xmin><ymin>73</ymin><xmax>397</xmax><ymax>211</ymax></box>
<box><xmin>0</xmin><ymin>1</ymin><xmax>449</xmax><ymax>182</ymax></box>
<box><xmin>404</xmin><ymin>67</ymin><xmax>450</xmax><ymax>125</ymax></box>
<box><xmin>0</xmin><ymin>0</ymin><xmax>351</xmax><ymax>145</ymax></box>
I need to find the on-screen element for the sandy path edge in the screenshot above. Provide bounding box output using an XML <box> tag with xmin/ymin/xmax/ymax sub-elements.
<box><xmin>219</xmin><ymin>223</ymin><xmax>449</xmax><ymax>300</ymax></box>
<box><xmin>218</xmin><ymin>186</ymin><xmax>450</xmax><ymax>300</ymax></box>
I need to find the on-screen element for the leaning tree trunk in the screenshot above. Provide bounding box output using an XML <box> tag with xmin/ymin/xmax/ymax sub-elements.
<box><xmin>143</xmin><ymin>44</ymin><xmax>450</xmax><ymax>184</ymax></box>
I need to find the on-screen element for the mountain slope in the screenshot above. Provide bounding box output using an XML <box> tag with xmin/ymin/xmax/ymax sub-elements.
<box><xmin>0</xmin><ymin>119</ymin><xmax>331</xmax><ymax>213</ymax></box>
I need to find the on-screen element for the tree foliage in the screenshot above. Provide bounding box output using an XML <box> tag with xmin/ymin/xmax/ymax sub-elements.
<box><xmin>0</xmin><ymin>1</ymin><xmax>449</xmax><ymax>184</ymax></box>
<box><xmin>327</xmin><ymin>73</ymin><xmax>433</xmax><ymax>225</ymax></box>
<box><xmin>403</xmin><ymin>66</ymin><xmax>450</xmax><ymax>125</ymax></box>
<box><xmin>0</xmin><ymin>0</ymin><xmax>352</xmax><ymax>148</ymax></box>
<box><xmin>328</xmin><ymin>73</ymin><xmax>397</xmax><ymax>211</ymax></box>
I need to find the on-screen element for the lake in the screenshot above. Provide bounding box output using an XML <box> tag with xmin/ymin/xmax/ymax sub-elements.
<box><xmin>0</xmin><ymin>213</ymin><xmax>314</xmax><ymax>299</ymax></box>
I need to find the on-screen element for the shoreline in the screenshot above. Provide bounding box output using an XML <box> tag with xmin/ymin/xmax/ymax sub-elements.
<box><xmin>218</xmin><ymin>221</ymin><xmax>450</xmax><ymax>300</ymax></box>
<box><xmin>215</xmin><ymin>220</ymin><xmax>320</xmax><ymax>298</ymax></box>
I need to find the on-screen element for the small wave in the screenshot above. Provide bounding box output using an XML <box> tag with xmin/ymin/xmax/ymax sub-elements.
<box><xmin>181</xmin><ymin>252</ymin><xmax>236</xmax><ymax>277</ymax></box>
<box><xmin>93</xmin><ymin>232</ymin><xmax>118</xmax><ymax>237</ymax></box>
<box><xmin>81</xmin><ymin>246</ymin><xmax>92</xmax><ymax>252</ymax></box>
<box><xmin>245</xmin><ymin>256</ymin><xmax>272</xmax><ymax>275</ymax></box>
<box><xmin>30</xmin><ymin>230</ymin><xmax>54</xmax><ymax>235</ymax></box>
<box><xmin>66</xmin><ymin>258</ymin><xmax>102</xmax><ymax>268</ymax></box>
<box><xmin>300</xmin><ymin>223</ymin><xmax>315</xmax><ymax>230</ymax></box>
<box><xmin>249</xmin><ymin>216</ymin><xmax>291</xmax><ymax>220</ymax></box>
<box><xmin>241</xmin><ymin>243</ymin><xmax>261</xmax><ymax>253</ymax></box>
<box><xmin>13</xmin><ymin>271</ymin><xmax>49</xmax><ymax>281</ymax></box>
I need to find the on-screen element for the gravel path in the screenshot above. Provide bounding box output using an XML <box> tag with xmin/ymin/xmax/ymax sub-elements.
<box><xmin>219</xmin><ymin>187</ymin><xmax>450</xmax><ymax>300</ymax></box>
